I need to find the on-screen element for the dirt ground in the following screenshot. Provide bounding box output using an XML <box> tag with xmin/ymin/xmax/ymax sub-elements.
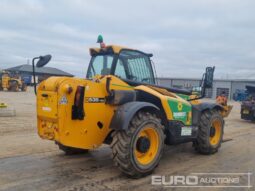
<box><xmin>0</xmin><ymin>88</ymin><xmax>254</xmax><ymax>191</ymax></box>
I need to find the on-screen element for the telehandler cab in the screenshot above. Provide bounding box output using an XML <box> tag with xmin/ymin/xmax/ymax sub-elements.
<box><xmin>34</xmin><ymin>36</ymin><xmax>228</xmax><ymax>178</ymax></box>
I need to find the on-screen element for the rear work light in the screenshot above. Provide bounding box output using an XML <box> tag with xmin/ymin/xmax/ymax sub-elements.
<box><xmin>72</xmin><ymin>86</ymin><xmax>85</xmax><ymax>120</ymax></box>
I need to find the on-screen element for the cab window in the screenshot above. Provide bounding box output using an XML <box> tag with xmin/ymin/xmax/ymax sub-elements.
<box><xmin>114</xmin><ymin>50</ymin><xmax>155</xmax><ymax>84</ymax></box>
<box><xmin>87</xmin><ymin>55</ymin><xmax>114</xmax><ymax>78</ymax></box>
<box><xmin>114</xmin><ymin>59</ymin><xmax>127</xmax><ymax>78</ymax></box>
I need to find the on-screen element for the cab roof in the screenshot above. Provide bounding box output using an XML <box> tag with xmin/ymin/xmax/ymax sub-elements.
<box><xmin>89</xmin><ymin>45</ymin><xmax>152</xmax><ymax>57</ymax></box>
<box><xmin>89</xmin><ymin>45</ymin><xmax>132</xmax><ymax>55</ymax></box>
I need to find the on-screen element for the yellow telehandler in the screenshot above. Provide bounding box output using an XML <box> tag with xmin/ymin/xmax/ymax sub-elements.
<box><xmin>34</xmin><ymin>36</ymin><xmax>230</xmax><ymax>178</ymax></box>
<box><xmin>0</xmin><ymin>71</ymin><xmax>27</xmax><ymax>91</ymax></box>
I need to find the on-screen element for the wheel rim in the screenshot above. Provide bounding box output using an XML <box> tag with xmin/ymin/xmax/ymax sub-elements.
<box><xmin>134</xmin><ymin>127</ymin><xmax>159</xmax><ymax>165</ymax></box>
<box><xmin>209</xmin><ymin>119</ymin><xmax>222</xmax><ymax>145</ymax></box>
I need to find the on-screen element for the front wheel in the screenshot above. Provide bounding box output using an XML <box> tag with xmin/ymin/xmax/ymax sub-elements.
<box><xmin>194</xmin><ymin>110</ymin><xmax>224</xmax><ymax>154</ymax></box>
<box><xmin>111</xmin><ymin>111</ymin><xmax>165</xmax><ymax>178</ymax></box>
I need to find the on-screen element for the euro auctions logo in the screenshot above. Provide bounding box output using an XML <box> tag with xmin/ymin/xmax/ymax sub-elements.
<box><xmin>151</xmin><ymin>173</ymin><xmax>253</xmax><ymax>188</ymax></box>
<box><xmin>152</xmin><ymin>175</ymin><xmax>198</xmax><ymax>186</ymax></box>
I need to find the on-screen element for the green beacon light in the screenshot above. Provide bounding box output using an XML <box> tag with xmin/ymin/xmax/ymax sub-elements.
<box><xmin>97</xmin><ymin>35</ymin><xmax>106</xmax><ymax>48</ymax></box>
<box><xmin>97</xmin><ymin>35</ymin><xmax>103</xmax><ymax>43</ymax></box>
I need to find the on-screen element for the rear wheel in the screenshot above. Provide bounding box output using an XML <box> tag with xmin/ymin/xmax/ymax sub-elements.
<box><xmin>194</xmin><ymin>110</ymin><xmax>224</xmax><ymax>154</ymax></box>
<box><xmin>57</xmin><ymin>143</ymin><xmax>89</xmax><ymax>155</ymax></box>
<box><xmin>21</xmin><ymin>83</ymin><xmax>27</xmax><ymax>91</ymax></box>
<box><xmin>111</xmin><ymin>111</ymin><xmax>165</xmax><ymax>178</ymax></box>
<box><xmin>9</xmin><ymin>81</ymin><xmax>19</xmax><ymax>91</ymax></box>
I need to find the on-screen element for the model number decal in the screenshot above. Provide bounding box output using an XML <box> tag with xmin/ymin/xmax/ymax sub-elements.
<box><xmin>85</xmin><ymin>97</ymin><xmax>105</xmax><ymax>103</ymax></box>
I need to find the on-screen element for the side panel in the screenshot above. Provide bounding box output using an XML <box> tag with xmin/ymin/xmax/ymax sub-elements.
<box><xmin>58</xmin><ymin>79</ymin><xmax>114</xmax><ymax>149</ymax></box>
<box><xmin>135</xmin><ymin>85</ymin><xmax>192</xmax><ymax>126</ymax></box>
<box><xmin>37</xmin><ymin>91</ymin><xmax>58</xmax><ymax>119</ymax></box>
<box><xmin>167</xmin><ymin>100</ymin><xmax>192</xmax><ymax>125</ymax></box>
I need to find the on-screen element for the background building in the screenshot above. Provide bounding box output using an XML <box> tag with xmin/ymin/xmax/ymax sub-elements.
<box><xmin>5</xmin><ymin>64</ymin><xmax>73</xmax><ymax>84</ymax></box>
<box><xmin>157</xmin><ymin>77</ymin><xmax>255</xmax><ymax>100</ymax></box>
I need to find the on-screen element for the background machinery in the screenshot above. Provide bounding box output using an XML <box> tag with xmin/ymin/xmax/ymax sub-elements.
<box><xmin>241</xmin><ymin>85</ymin><xmax>255</xmax><ymax>121</ymax></box>
<box><xmin>0</xmin><ymin>71</ymin><xmax>27</xmax><ymax>92</ymax></box>
<box><xmin>34</xmin><ymin>36</ymin><xmax>229</xmax><ymax>178</ymax></box>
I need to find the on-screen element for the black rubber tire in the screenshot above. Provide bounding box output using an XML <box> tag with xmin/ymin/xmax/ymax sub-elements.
<box><xmin>21</xmin><ymin>84</ymin><xmax>27</xmax><ymax>91</ymax></box>
<box><xmin>57</xmin><ymin>143</ymin><xmax>89</xmax><ymax>155</ymax></box>
<box><xmin>9</xmin><ymin>81</ymin><xmax>18</xmax><ymax>92</ymax></box>
<box><xmin>194</xmin><ymin>110</ymin><xmax>224</xmax><ymax>154</ymax></box>
<box><xmin>111</xmin><ymin>111</ymin><xmax>165</xmax><ymax>178</ymax></box>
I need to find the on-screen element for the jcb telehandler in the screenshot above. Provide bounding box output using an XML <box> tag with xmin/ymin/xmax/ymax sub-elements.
<box><xmin>0</xmin><ymin>71</ymin><xmax>27</xmax><ymax>91</ymax></box>
<box><xmin>34</xmin><ymin>36</ymin><xmax>228</xmax><ymax>178</ymax></box>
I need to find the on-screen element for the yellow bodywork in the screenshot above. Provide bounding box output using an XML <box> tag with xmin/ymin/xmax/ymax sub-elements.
<box><xmin>37</xmin><ymin>74</ymin><xmax>231</xmax><ymax>151</ymax></box>
<box><xmin>135</xmin><ymin>85</ymin><xmax>193</xmax><ymax>125</ymax></box>
<box><xmin>38</xmin><ymin>76</ymin><xmax>131</xmax><ymax>149</ymax></box>
<box><xmin>89</xmin><ymin>45</ymin><xmax>132</xmax><ymax>55</ymax></box>
<box><xmin>37</xmin><ymin>75</ymin><xmax>193</xmax><ymax>150</ymax></box>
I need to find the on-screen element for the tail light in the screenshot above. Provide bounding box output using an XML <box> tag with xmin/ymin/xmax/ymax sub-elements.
<box><xmin>72</xmin><ymin>86</ymin><xmax>85</xmax><ymax>120</ymax></box>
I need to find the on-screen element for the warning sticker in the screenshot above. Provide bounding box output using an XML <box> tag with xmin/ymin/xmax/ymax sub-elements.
<box><xmin>59</xmin><ymin>96</ymin><xmax>68</xmax><ymax>105</ymax></box>
<box><xmin>181</xmin><ymin>127</ymin><xmax>192</xmax><ymax>136</ymax></box>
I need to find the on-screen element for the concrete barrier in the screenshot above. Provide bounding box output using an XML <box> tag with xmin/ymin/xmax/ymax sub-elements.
<box><xmin>0</xmin><ymin>107</ymin><xmax>16</xmax><ymax>117</ymax></box>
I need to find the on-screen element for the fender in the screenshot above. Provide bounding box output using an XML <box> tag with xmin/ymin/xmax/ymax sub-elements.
<box><xmin>192</xmin><ymin>103</ymin><xmax>224</xmax><ymax>126</ymax></box>
<box><xmin>109</xmin><ymin>101</ymin><xmax>160</xmax><ymax>130</ymax></box>
<box><xmin>195</xmin><ymin>102</ymin><xmax>224</xmax><ymax>111</ymax></box>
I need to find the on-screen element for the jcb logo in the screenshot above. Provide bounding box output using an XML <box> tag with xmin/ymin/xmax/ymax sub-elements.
<box><xmin>177</xmin><ymin>102</ymin><xmax>183</xmax><ymax>111</ymax></box>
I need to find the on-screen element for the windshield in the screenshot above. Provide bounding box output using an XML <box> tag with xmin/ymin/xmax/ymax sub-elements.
<box><xmin>86</xmin><ymin>50</ymin><xmax>155</xmax><ymax>85</ymax></box>
<box><xmin>87</xmin><ymin>54</ymin><xmax>114</xmax><ymax>78</ymax></box>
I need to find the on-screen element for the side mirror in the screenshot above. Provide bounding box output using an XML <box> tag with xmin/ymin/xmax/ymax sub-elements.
<box><xmin>36</xmin><ymin>55</ymin><xmax>52</xmax><ymax>68</ymax></box>
<box><xmin>32</xmin><ymin>54</ymin><xmax>52</xmax><ymax>95</ymax></box>
<box><xmin>204</xmin><ymin>66</ymin><xmax>215</xmax><ymax>88</ymax></box>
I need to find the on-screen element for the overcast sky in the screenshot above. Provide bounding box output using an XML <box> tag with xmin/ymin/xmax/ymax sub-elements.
<box><xmin>0</xmin><ymin>0</ymin><xmax>255</xmax><ymax>79</ymax></box>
